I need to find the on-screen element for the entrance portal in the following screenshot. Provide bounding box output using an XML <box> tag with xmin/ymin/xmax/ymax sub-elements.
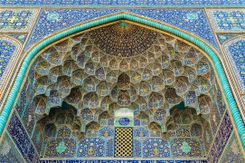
<box><xmin>14</xmin><ymin>20</ymin><xmax>228</xmax><ymax>160</ymax></box>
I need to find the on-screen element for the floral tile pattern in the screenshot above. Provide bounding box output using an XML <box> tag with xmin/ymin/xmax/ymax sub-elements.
<box><xmin>0</xmin><ymin>9</ymin><xmax>38</xmax><ymax>32</ymax></box>
<box><xmin>24</xmin><ymin>9</ymin><xmax>219</xmax><ymax>52</ymax></box>
<box><xmin>207</xmin><ymin>9</ymin><xmax>245</xmax><ymax>32</ymax></box>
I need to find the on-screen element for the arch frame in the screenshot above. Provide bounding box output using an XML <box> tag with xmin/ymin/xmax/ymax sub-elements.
<box><xmin>0</xmin><ymin>12</ymin><xmax>244</xmax><ymax>150</ymax></box>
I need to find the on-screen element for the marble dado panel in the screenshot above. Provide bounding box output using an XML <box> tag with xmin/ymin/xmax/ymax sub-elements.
<box><xmin>206</xmin><ymin>9</ymin><xmax>245</xmax><ymax>32</ymax></box>
<box><xmin>0</xmin><ymin>9</ymin><xmax>39</xmax><ymax>32</ymax></box>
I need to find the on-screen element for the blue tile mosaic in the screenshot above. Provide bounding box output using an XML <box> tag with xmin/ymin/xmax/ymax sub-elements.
<box><xmin>8</xmin><ymin>33</ymin><xmax>28</xmax><ymax>44</ymax></box>
<box><xmin>25</xmin><ymin>9</ymin><xmax>219</xmax><ymax>53</ymax></box>
<box><xmin>133</xmin><ymin>127</ymin><xmax>149</xmax><ymax>137</ymax></box>
<box><xmin>0</xmin><ymin>36</ymin><xmax>22</xmax><ymax>105</ymax></box>
<box><xmin>142</xmin><ymin>138</ymin><xmax>170</xmax><ymax>157</ymax></box>
<box><xmin>45</xmin><ymin>138</ymin><xmax>76</xmax><ymax>157</ymax></box>
<box><xmin>223</xmin><ymin>37</ymin><xmax>245</xmax><ymax>92</ymax></box>
<box><xmin>133</xmin><ymin>139</ymin><xmax>141</xmax><ymax>157</ymax></box>
<box><xmin>0</xmin><ymin>0</ymin><xmax>244</xmax><ymax>6</ymax></box>
<box><xmin>217</xmin><ymin>33</ymin><xmax>242</xmax><ymax>44</ymax></box>
<box><xmin>175</xmin><ymin>161</ymin><xmax>207</xmax><ymax>163</ymax></box>
<box><xmin>106</xmin><ymin>138</ymin><xmax>114</xmax><ymax>157</ymax></box>
<box><xmin>98</xmin><ymin>127</ymin><xmax>114</xmax><ymax>138</ymax></box>
<box><xmin>15</xmin><ymin>81</ymin><xmax>29</xmax><ymax>116</ymax></box>
<box><xmin>171</xmin><ymin>138</ymin><xmax>202</xmax><ymax>157</ymax></box>
<box><xmin>207</xmin><ymin>9</ymin><xmax>245</xmax><ymax>32</ymax></box>
<box><xmin>7</xmin><ymin>111</ymin><xmax>39</xmax><ymax>162</ymax></box>
<box><xmin>0</xmin><ymin>38</ymin><xmax>16</xmax><ymax>79</ymax></box>
<box><xmin>242</xmin><ymin>96</ymin><xmax>245</xmax><ymax>104</ymax></box>
<box><xmin>0</xmin><ymin>6</ymin><xmax>242</xmax><ymax>163</ymax></box>
<box><xmin>78</xmin><ymin>138</ymin><xmax>105</xmax><ymax>157</ymax></box>
<box><xmin>207</xmin><ymin>111</ymin><xmax>233</xmax><ymax>162</ymax></box>
<box><xmin>0</xmin><ymin>9</ymin><xmax>38</xmax><ymax>32</ymax></box>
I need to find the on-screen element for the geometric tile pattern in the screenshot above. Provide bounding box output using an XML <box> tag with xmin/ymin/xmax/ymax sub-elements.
<box><xmin>115</xmin><ymin>128</ymin><xmax>133</xmax><ymax>157</ymax></box>
<box><xmin>0</xmin><ymin>0</ymin><xmax>244</xmax><ymax>6</ymax></box>
<box><xmin>207</xmin><ymin>9</ymin><xmax>245</xmax><ymax>32</ymax></box>
<box><xmin>223</xmin><ymin>37</ymin><xmax>245</xmax><ymax>92</ymax></box>
<box><xmin>0</xmin><ymin>9</ymin><xmax>38</xmax><ymax>32</ymax></box>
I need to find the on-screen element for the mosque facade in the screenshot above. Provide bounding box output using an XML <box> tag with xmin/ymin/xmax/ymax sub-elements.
<box><xmin>0</xmin><ymin>1</ymin><xmax>244</xmax><ymax>162</ymax></box>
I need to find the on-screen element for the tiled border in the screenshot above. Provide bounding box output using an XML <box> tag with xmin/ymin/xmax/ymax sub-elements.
<box><xmin>0</xmin><ymin>0</ymin><xmax>244</xmax><ymax>7</ymax></box>
<box><xmin>7</xmin><ymin>111</ymin><xmax>39</xmax><ymax>162</ymax></box>
<box><xmin>0</xmin><ymin>36</ymin><xmax>22</xmax><ymax>96</ymax></box>
<box><xmin>223</xmin><ymin>36</ymin><xmax>245</xmax><ymax>92</ymax></box>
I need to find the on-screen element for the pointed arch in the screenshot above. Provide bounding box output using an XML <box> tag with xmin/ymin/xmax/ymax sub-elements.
<box><xmin>0</xmin><ymin>12</ymin><xmax>244</xmax><ymax>149</ymax></box>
